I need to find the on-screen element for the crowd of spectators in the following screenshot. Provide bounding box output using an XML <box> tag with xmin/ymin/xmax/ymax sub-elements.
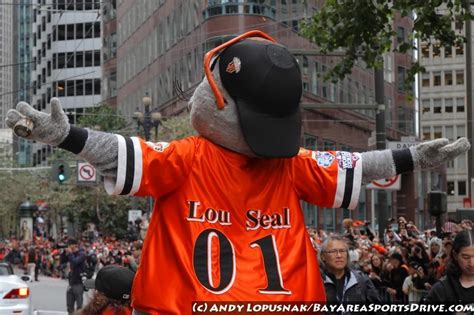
<box><xmin>1</xmin><ymin>215</ymin><xmax>473</xmax><ymax>307</ymax></box>
<box><xmin>0</xmin><ymin>233</ymin><xmax>142</xmax><ymax>282</ymax></box>
<box><xmin>308</xmin><ymin>216</ymin><xmax>474</xmax><ymax>303</ymax></box>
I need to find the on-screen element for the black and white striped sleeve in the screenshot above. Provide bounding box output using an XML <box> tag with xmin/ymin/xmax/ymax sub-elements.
<box><xmin>104</xmin><ymin>135</ymin><xmax>143</xmax><ymax>196</ymax></box>
<box><xmin>330</xmin><ymin>152</ymin><xmax>363</xmax><ymax>210</ymax></box>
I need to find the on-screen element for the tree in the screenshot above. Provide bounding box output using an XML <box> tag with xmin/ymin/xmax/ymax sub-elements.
<box><xmin>77</xmin><ymin>104</ymin><xmax>129</xmax><ymax>133</ymax></box>
<box><xmin>0</xmin><ymin>170</ymin><xmax>47</xmax><ymax>238</ymax></box>
<box><xmin>301</xmin><ymin>0</ymin><xmax>474</xmax><ymax>85</ymax></box>
<box><xmin>158</xmin><ymin>113</ymin><xmax>196</xmax><ymax>142</ymax></box>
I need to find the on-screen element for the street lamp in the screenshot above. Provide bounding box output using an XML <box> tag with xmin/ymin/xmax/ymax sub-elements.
<box><xmin>133</xmin><ymin>93</ymin><xmax>162</xmax><ymax>141</ymax></box>
<box><xmin>133</xmin><ymin>93</ymin><xmax>162</xmax><ymax>216</ymax></box>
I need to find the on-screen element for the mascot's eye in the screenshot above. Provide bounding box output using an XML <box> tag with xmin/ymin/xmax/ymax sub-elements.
<box><xmin>174</xmin><ymin>79</ymin><xmax>193</xmax><ymax>102</ymax></box>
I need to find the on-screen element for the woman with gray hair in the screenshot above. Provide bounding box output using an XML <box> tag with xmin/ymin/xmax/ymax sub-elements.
<box><xmin>319</xmin><ymin>235</ymin><xmax>380</xmax><ymax>308</ymax></box>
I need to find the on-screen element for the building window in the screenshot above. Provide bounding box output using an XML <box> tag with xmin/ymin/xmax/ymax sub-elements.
<box><xmin>397</xmin><ymin>26</ymin><xmax>405</xmax><ymax>43</ymax></box>
<box><xmin>434</xmin><ymin>126</ymin><xmax>442</xmax><ymax>139</ymax></box>
<box><xmin>57</xmin><ymin>53</ymin><xmax>65</xmax><ymax>69</ymax></box>
<box><xmin>76</xmin><ymin>23</ymin><xmax>84</xmax><ymax>38</ymax></box>
<box><xmin>445</xmin><ymin>98</ymin><xmax>453</xmax><ymax>113</ymax></box>
<box><xmin>444</xmin><ymin>44</ymin><xmax>452</xmax><ymax>58</ymax></box>
<box><xmin>76</xmin><ymin>79</ymin><xmax>84</xmax><ymax>96</ymax></box>
<box><xmin>67</xmin><ymin>80</ymin><xmax>75</xmax><ymax>96</ymax></box>
<box><xmin>458</xmin><ymin>181</ymin><xmax>466</xmax><ymax>196</ymax></box>
<box><xmin>397</xmin><ymin>66</ymin><xmax>406</xmax><ymax>91</ymax></box>
<box><xmin>422</xmin><ymin>99</ymin><xmax>430</xmax><ymax>114</ymax></box>
<box><xmin>445</xmin><ymin>71</ymin><xmax>453</xmax><ymax>85</ymax></box>
<box><xmin>445</xmin><ymin>126</ymin><xmax>454</xmax><ymax>141</ymax></box>
<box><xmin>433</xmin><ymin>43</ymin><xmax>441</xmax><ymax>58</ymax></box>
<box><xmin>323</xmin><ymin>140</ymin><xmax>336</xmax><ymax>151</ymax></box>
<box><xmin>456</xmin><ymin>71</ymin><xmax>464</xmax><ymax>85</ymax></box>
<box><xmin>67</xmin><ymin>24</ymin><xmax>74</xmax><ymax>40</ymax></box>
<box><xmin>421</xmin><ymin>42</ymin><xmax>429</xmax><ymax>58</ymax></box>
<box><xmin>447</xmin><ymin>181</ymin><xmax>455</xmax><ymax>196</ymax></box>
<box><xmin>433</xmin><ymin>99</ymin><xmax>442</xmax><ymax>113</ymax></box>
<box><xmin>57</xmin><ymin>24</ymin><xmax>66</xmax><ymax>41</ymax></box>
<box><xmin>304</xmin><ymin>134</ymin><xmax>317</xmax><ymax>150</ymax></box>
<box><xmin>76</xmin><ymin>51</ymin><xmax>84</xmax><ymax>67</ymax></box>
<box><xmin>456</xmin><ymin>97</ymin><xmax>465</xmax><ymax>112</ymax></box>
<box><xmin>433</xmin><ymin>72</ymin><xmax>441</xmax><ymax>86</ymax></box>
<box><xmin>57</xmin><ymin>80</ymin><xmax>65</xmax><ymax>97</ymax></box>
<box><xmin>94</xmin><ymin>78</ymin><xmax>101</xmax><ymax>94</ymax></box>
<box><xmin>457</xmin><ymin>125</ymin><xmax>466</xmax><ymax>138</ymax></box>
<box><xmin>422</xmin><ymin>127</ymin><xmax>431</xmax><ymax>140</ymax></box>
<box><xmin>422</xmin><ymin>72</ymin><xmax>430</xmax><ymax>87</ymax></box>
<box><xmin>85</xmin><ymin>79</ymin><xmax>93</xmax><ymax>95</ymax></box>
<box><xmin>456</xmin><ymin>44</ymin><xmax>464</xmax><ymax>56</ymax></box>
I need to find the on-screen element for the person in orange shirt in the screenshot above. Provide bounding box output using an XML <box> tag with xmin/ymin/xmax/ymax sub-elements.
<box><xmin>79</xmin><ymin>265</ymin><xmax>134</xmax><ymax>315</ymax></box>
<box><xmin>6</xmin><ymin>30</ymin><xmax>470</xmax><ymax>314</ymax></box>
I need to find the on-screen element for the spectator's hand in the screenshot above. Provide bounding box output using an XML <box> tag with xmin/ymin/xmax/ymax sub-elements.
<box><xmin>387</xmin><ymin>288</ymin><xmax>397</xmax><ymax>296</ymax></box>
<box><xmin>424</xmin><ymin>283</ymin><xmax>432</xmax><ymax>290</ymax></box>
<box><xmin>369</xmin><ymin>271</ymin><xmax>380</xmax><ymax>281</ymax></box>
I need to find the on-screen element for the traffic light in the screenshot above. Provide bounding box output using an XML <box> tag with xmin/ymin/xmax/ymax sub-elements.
<box><xmin>57</xmin><ymin>164</ymin><xmax>66</xmax><ymax>183</ymax></box>
<box><xmin>52</xmin><ymin>160</ymin><xmax>70</xmax><ymax>184</ymax></box>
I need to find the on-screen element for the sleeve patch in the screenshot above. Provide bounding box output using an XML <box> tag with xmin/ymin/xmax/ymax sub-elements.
<box><xmin>311</xmin><ymin>151</ymin><xmax>336</xmax><ymax>168</ymax></box>
<box><xmin>146</xmin><ymin>141</ymin><xmax>170</xmax><ymax>152</ymax></box>
<box><xmin>336</xmin><ymin>152</ymin><xmax>360</xmax><ymax>169</ymax></box>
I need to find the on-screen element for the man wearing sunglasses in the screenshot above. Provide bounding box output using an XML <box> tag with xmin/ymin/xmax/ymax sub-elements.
<box><xmin>6</xmin><ymin>30</ymin><xmax>470</xmax><ymax>314</ymax></box>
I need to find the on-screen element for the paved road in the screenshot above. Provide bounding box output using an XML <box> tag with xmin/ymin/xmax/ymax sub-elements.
<box><xmin>28</xmin><ymin>276</ymin><xmax>92</xmax><ymax>314</ymax></box>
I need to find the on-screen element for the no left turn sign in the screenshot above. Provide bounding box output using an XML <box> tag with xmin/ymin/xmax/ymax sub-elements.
<box><xmin>77</xmin><ymin>162</ymin><xmax>97</xmax><ymax>183</ymax></box>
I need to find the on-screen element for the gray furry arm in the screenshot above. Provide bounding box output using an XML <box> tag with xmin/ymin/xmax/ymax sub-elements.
<box><xmin>361</xmin><ymin>149</ymin><xmax>397</xmax><ymax>184</ymax></box>
<box><xmin>361</xmin><ymin>137</ymin><xmax>471</xmax><ymax>184</ymax></box>
<box><xmin>58</xmin><ymin>127</ymin><xmax>118</xmax><ymax>178</ymax></box>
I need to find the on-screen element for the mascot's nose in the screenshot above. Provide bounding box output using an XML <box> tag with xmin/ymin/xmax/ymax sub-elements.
<box><xmin>218</xmin><ymin>39</ymin><xmax>302</xmax><ymax>158</ymax></box>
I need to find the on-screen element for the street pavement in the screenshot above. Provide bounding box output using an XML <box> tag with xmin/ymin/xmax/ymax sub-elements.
<box><xmin>28</xmin><ymin>275</ymin><xmax>92</xmax><ymax>314</ymax></box>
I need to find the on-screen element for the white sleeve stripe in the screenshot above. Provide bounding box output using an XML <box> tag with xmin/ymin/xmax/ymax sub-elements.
<box><xmin>332</xmin><ymin>167</ymin><xmax>346</xmax><ymax>208</ymax></box>
<box><xmin>104</xmin><ymin>135</ymin><xmax>128</xmax><ymax>195</ymax></box>
<box><xmin>348</xmin><ymin>153</ymin><xmax>363</xmax><ymax>210</ymax></box>
<box><xmin>130</xmin><ymin>137</ymin><xmax>143</xmax><ymax>195</ymax></box>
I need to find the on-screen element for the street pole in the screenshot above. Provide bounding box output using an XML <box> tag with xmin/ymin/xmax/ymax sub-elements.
<box><xmin>374</xmin><ymin>64</ymin><xmax>388</xmax><ymax>241</ymax></box>
<box><xmin>465</xmin><ymin>0</ymin><xmax>474</xmax><ymax>203</ymax></box>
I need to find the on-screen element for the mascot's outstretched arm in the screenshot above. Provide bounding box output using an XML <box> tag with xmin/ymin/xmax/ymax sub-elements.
<box><xmin>6</xmin><ymin>97</ymin><xmax>470</xmax><ymax>184</ymax></box>
<box><xmin>360</xmin><ymin>137</ymin><xmax>470</xmax><ymax>184</ymax></box>
<box><xmin>6</xmin><ymin>98</ymin><xmax>118</xmax><ymax>177</ymax></box>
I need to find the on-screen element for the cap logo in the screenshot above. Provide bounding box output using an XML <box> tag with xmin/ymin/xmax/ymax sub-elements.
<box><xmin>226</xmin><ymin>57</ymin><xmax>241</xmax><ymax>74</ymax></box>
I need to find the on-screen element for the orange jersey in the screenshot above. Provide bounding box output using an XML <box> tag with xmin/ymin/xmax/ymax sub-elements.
<box><xmin>105</xmin><ymin>136</ymin><xmax>363</xmax><ymax>314</ymax></box>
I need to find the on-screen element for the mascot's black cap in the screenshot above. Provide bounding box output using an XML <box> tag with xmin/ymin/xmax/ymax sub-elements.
<box><xmin>218</xmin><ymin>39</ymin><xmax>302</xmax><ymax>158</ymax></box>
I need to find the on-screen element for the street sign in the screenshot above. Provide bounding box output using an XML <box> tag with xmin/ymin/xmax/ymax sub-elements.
<box><xmin>387</xmin><ymin>139</ymin><xmax>419</xmax><ymax>150</ymax></box>
<box><xmin>77</xmin><ymin>162</ymin><xmax>97</xmax><ymax>183</ymax></box>
<box><xmin>128</xmin><ymin>210</ymin><xmax>142</xmax><ymax>223</ymax></box>
<box><xmin>366</xmin><ymin>175</ymin><xmax>401</xmax><ymax>190</ymax></box>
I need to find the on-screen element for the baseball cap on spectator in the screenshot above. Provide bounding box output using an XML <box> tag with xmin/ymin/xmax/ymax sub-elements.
<box><xmin>389</xmin><ymin>252</ymin><xmax>403</xmax><ymax>263</ymax></box>
<box><xmin>91</xmin><ymin>265</ymin><xmax>135</xmax><ymax>301</ymax></box>
<box><xmin>408</xmin><ymin>261</ymin><xmax>420</xmax><ymax>270</ymax></box>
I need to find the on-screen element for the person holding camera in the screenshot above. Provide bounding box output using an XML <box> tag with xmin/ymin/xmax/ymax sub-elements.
<box><xmin>65</xmin><ymin>238</ymin><xmax>86</xmax><ymax>315</ymax></box>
